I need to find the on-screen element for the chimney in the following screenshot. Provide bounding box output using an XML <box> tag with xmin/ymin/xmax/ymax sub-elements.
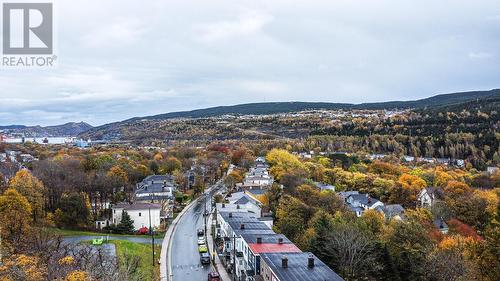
<box><xmin>228</xmin><ymin>212</ymin><xmax>232</xmax><ymax>217</ymax></box>
<box><xmin>308</xmin><ymin>254</ymin><xmax>315</xmax><ymax>268</ymax></box>
<box><xmin>278</xmin><ymin>237</ymin><xmax>283</xmax><ymax>244</ymax></box>
<box><xmin>282</xmin><ymin>256</ymin><xmax>288</xmax><ymax>268</ymax></box>
<box><xmin>240</xmin><ymin>223</ymin><xmax>245</xmax><ymax>230</ymax></box>
<box><xmin>256</xmin><ymin>237</ymin><xmax>262</xmax><ymax>244</ymax></box>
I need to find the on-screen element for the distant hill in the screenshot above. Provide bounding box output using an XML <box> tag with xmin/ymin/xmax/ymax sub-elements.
<box><xmin>127</xmin><ymin>102</ymin><xmax>353</xmax><ymax>121</ymax></box>
<box><xmin>128</xmin><ymin>89</ymin><xmax>499</xmax><ymax>121</ymax></box>
<box><xmin>0</xmin><ymin>125</ymin><xmax>27</xmax><ymax>130</ymax></box>
<box><xmin>0</xmin><ymin>122</ymin><xmax>93</xmax><ymax>137</ymax></box>
<box><xmin>79</xmin><ymin>89</ymin><xmax>499</xmax><ymax>141</ymax></box>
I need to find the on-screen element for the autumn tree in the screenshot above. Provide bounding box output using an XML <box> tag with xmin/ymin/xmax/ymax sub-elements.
<box><xmin>383</xmin><ymin>219</ymin><xmax>434</xmax><ymax>280</ymax></box>
<box><xmin>9</xmin><ymin>170</ymin><xmax>45</xmax><ymax>222</ymax></box>
<box><xmin>274</xmin><ymin>195</ymin><xmax>312</xmax><ymax>241</ymax></box>
<box><xmin>266</xmin><ymin>149</ymin><xmax>307</xmax><ymax>181</ymax></box>
<box><xmin>397</xmin><ymin>173</ymin><xmax>427</xmax><ymax>206</ymax></box>
<box><xmin>161</xmin><ymin>156</ymin><xmax>182</xmax><ymax>174</ymax></box>
<box><xmin>264</xmin><ymin>183</ymin><xmax>282</xmax><ymax>215</ymax></box>
<box><xmin>0</xmin><ymin>188</ymin><xmax>32</xmax><ymax>244</ymax></box>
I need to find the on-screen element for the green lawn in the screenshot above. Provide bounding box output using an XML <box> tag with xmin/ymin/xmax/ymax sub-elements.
<box><xmin>111</xmin><ymin>240</ymin><xmax>161</xmax><ymax>281</ymax></box>
<box><xmin>50</xmin><ymin>227</ymin><xmax>165</xmax><ymax>238</ymax></box>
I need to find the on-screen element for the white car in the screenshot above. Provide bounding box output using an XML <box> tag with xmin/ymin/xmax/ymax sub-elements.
<box><xmin>197</xmin><ymin>237</ymin><xmax>206</xmax><ymax>245</ymax></box>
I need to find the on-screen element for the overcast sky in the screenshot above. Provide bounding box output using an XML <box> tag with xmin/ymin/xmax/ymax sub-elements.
<box><xmin>1</xmin><ymin>0</ymin><xmax>499</xmax><ymax>126</ymax></box>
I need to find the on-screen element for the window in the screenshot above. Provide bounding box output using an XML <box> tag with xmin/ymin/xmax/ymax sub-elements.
<box><xmin>139</xmin><ymin>212</ymin><xmax>141</xmax><ymax>217</ymax></box>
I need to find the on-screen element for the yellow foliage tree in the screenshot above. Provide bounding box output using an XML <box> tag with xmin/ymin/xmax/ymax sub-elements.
<box><xmin>65</xmin><ymin>271</ymin><xmax>89</xmax><ymax>281</ymax></box>
<box><xmin>0</xmin><ymin>188</ymin><xmax>32</xmax><ymax>243</ymax></box>
<box><xmin>107</xmin><ymin>166</ymin><xmax>129</xmax><ymax>186</ymax></box>
<box><xmin>0</xmin><ymin>254</ymin><xmax>46</xmax><ymax>281</ymax></box>
<box><xmin>473</xmin><ymin>189</ymin><xmax>499</xmax><ymax>221</ymax></box>
<box><xmin>397</xmin><ymin>173</ymin><xmax>427</xmax><ymax>203</ymax></box>
<box><xmin>266</xmin><ymin>149</ymin><xmax>306</xmax><ymax>180</ymax></box>
<box><xmin>8</xmin><ymin>170</ymin><xmax>45</xmax><ymax>221</ymax></box>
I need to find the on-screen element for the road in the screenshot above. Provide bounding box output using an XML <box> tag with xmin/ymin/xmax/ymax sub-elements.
<box><xmin>171</xmin><ymin>185</ymin><xmax>220</xmax><ymax>281</ymax></box>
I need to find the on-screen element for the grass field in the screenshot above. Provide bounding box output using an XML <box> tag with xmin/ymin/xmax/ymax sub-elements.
<box><xmin>50</xmin><ymin>227</ymin><xmax>165</xmax><ymax>239</ymax></box>
<box><xmin>111</xmin><ymin>240</ymin><xmax>161</xmax><ymax>281</ymax></box>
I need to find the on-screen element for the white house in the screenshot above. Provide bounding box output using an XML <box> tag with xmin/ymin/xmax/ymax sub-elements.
<box><xmin>417</xmin><ymin>187</ymin><xmax>442</xmax><ymax>208</ymax></box>
<box><xmin>220</xmin><ymin>192</ymin><xmax>262</xmax><ymax>215</ymax></box>
<box><xmin>112</xmin><ymin>202</ymin><xmax>161</xmax><ymax>230</ymax></box>
<box><xmin>487</xmin><ymin>167</ymin><xmax>499</xmax><ymax>174</ymax></box>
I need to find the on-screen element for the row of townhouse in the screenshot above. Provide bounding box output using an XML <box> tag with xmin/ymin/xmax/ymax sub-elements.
<box><xmin>216</xmin><ymin>208</ymin><xmax>344</xmax><ymax>281</ymax></box>
<box><xmin>242</xmin><ymin>157</ymin><xmax>274</xmax><ymax>189</ymax></box>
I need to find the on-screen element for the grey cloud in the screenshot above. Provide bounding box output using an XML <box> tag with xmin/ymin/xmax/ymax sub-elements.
<box><xmin>0</xmin><ymin>0</ymin><xmax>499</xmax><ymax>125</ymax></box>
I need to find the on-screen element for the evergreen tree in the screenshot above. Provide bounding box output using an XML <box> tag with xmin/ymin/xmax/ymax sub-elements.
<box><xmin>116</xmin><ymin>211</ymin><xmax>135</xmax><ymax>234</ymax></box>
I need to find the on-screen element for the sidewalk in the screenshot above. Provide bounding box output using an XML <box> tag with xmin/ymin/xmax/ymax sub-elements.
<box><xmin>207</xmin><ymin>212</ymin><xmax>232</xmax><ymax>281</ymax></box>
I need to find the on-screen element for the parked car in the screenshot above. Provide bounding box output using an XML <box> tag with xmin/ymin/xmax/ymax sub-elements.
<box><xmin>200</xmin><ymin>252</ymin><xmax>210</xmax><ymax>265</ymax></box>
<box><xmin>198</xmin><ymin>245</ymin><xmax>208</xmax><ymax>253</ymax></box>
<box><xmin>197</xmin><ymin>237</ymin><xmax>206</xmax><ymax>245</ymax></box>
<box><xmin>197</xmin><ymin>228</ymin><xmax>204</xmax><ymax>237</ymax></box>
<box><xmin>208</xmin><ymin>272</ymin><xmax>220</xmax><ymax>281</ymax></box>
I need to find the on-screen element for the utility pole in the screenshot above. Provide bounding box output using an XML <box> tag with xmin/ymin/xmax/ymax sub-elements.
<box><xmin>149</xmin><ymin>207</ymin><xmax>155</xmax><ymax>267</ymax></box>
<box><xmin>0</xmin><ymin>226</ymin><xmax>2</xmax><ymax>265</ymax></box>
<box><xmin>204</xmin><ymin>195</ymin><xmax>208</xmax><ymax>238</ymax></box>
<box><xmin>232</xmin><ymin>234</ymin><xmax>236</xmax><ymax>281</ymax></box>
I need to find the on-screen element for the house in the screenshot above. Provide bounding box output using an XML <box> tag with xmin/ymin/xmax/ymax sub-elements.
<box><xmin>369</xmin><ymin>154</ymin><xmax>387</xmax><ymax>160</ymax></box>
<box><xmin>436</xmin><ymin>158</ymin><xmax>450</xmax><ymax>165</ymax></box>
<box><xmin>111</xmin><ymin>202</ymin><xmax>161</xmax><ymax>230</ymax></box>
<box><xmin>419</xmin><ymin>157</ymin><xmax>436</xmax><ymax>164</ymax></box>
<box><xmin>434</xmin><ymin>218</ymin><xmax>449</xmax><ymax>234</ymax></box>
<box><xmin>75</xmin><ymin>139</ymin><xmax>91</xmax><ymax>148</ymax></box>
<box><xmin>245</xmin><ymin>188</ymin><xmax>268</xmax><ymax>205</ymax></box>
<box><xmin>417</xmin><ymin>187</ymin><xmax>443</xmax><ymax>208</ymax></box>
<box><xmin>403</xmin><ymin>155</ymin><xmax>415</xmax><ymax>162</ymax></box>
<box><xmin>313</xmin><ymin>182</ymin><xmax>335</xmax><ymax>192</ymax></box>
<box><xmin>487</xmin><ymin>166</ymin><xmax>499</xmax><ymax>174</ymax></box>
<box><xmin>345</xmin><ymin>193</ymin><xmax>384</xmax><ymax>217</ymax></box>
<box><xmin>19</xmin><ymin>154</ymin><xmax>36</xmax><ymax>163</ymax></box>
<box><xmin>259</xmin><ymin>252</ymin><xmax>344</xmax><ymax>281</ymax></box>
<box><xmin>134</xmin><ymin>174</ymin><xmax>176</xmax><ymax>212</ymax></box>
<box><xmin>217</xmin><ymin>192</ymin><xmax>262</xmax><ymax>218</ymax></box>
<box><xmin>95</xmin><ymin>218</ymin><xmax>111</xmax><ymax>230</ymax></box>
<box><xmin>242</xmin><ymin>158</ymin><xmax>274</xmax><ymax>188</ymax></box>
<box><xmin>382</xmin><ymin>204</ymin><xmax>405</xmax><ymax>220</ymax></box>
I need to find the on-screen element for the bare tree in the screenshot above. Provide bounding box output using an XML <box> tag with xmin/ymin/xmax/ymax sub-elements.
<box><xmin>320</xmin><ymin>223</ymin><xmax>379</xmax><ymax>279</ymax></box>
